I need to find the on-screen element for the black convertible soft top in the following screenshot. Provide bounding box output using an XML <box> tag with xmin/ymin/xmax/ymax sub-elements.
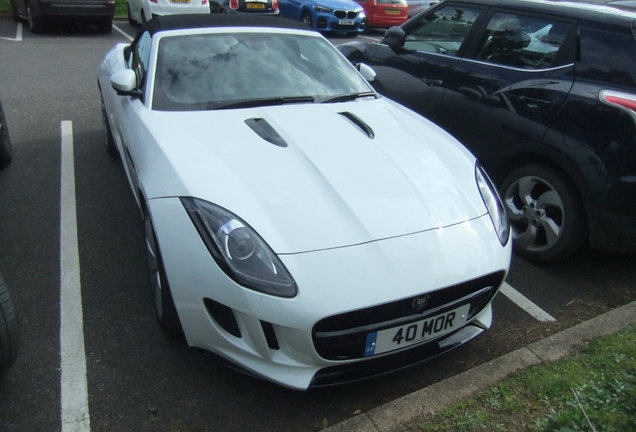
<box><xmin>141</xmin><ymin>14</ymin><xmax>313</xmax><ymax>36</ymax></box>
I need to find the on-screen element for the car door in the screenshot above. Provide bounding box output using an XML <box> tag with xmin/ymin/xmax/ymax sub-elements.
<box><xmin>277</xmin><ymin>0</ymin><xmax>301</xmax><ymax>20</ymax></box>
<box><xmin>112</xmin><ymin>30</ymin><xmax>154</xmax><ymax>206</ymax></box>
<box><xmin>366</xmin><ymin>3</ymin><xmax>486</xmax><ymax>123</ymax></box>
<box><xmin>437</xmin><ymin>9</ymin><xmax>576</xmax><ymax>166</ymax></box>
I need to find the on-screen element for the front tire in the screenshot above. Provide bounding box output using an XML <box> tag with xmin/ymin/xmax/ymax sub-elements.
<box><xmin>127</xmin><ymin>3</ymin><xmax>136</xmax><ymax>26</ymax></box>
<box><xmin>500</xmin><ymin>164</ymin><xmax>586</xmax><ymax>263</ymax></box>
<box><xmin>0</xmin><ymin>100</ymin><xmax>12</xmax><ymax>169</ymax></box>
<box><xmin>301</xmin><ymin>10</ymin><xmax>313</xmax><ymax>28</ymax></box>
<box><xmin>0</xmin><ymin>271</ymin><xmax>20</xmax><ymax>374</ymax></box>
<box><xmin>144</xmin><ymin>210</ymin><xmax>183</xmax><ymax>338</ymax></box>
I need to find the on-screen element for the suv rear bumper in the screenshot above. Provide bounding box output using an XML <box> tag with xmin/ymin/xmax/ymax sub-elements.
<box><xmin>34</xmin><ymin>0</ymin><xmax>115</xmax><ymax>18</ymax></box>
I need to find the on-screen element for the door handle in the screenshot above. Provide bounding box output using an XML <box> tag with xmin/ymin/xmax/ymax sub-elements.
<box><xmin>518</xmin><ymin>96</ymin><xmax>552</xmax><ymax>108</ymax></box>
<box><xmin>422</xmin><ymin>77</ymin><xmax>443</xmax><ymax>87</ymax></box>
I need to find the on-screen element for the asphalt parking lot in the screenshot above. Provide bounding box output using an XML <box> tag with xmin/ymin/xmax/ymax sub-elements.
<box><xmin>0</xmin><ymin>17</ymin><xmax>634</xmax><ymax>432</ymax></box>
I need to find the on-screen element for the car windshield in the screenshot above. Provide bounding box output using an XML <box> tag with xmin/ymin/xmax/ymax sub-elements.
<box><xmin>152</xmin><ymin>31</ymin><xmax>375</xmax><ymax>111</ymax></box>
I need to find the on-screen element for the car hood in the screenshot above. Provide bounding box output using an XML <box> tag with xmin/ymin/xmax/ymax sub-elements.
<box><xmin>140</xmin><ymin>99</ymin><xmax>487</xmax><ymax>254</ymax></box>
<box><xmin>312</xmin><ymin>0</ymin><xmax>363</xmax><ymax>10</ymax></box>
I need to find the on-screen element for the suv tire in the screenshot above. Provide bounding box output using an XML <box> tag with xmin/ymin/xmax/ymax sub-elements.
<box><xmin>500</xmin><ymin>164</ymin><xmax>586</xmax><ymax>263</ymax></box>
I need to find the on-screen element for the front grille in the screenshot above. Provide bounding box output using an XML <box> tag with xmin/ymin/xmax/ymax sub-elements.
<box><xmin>329</xmin><ymin>22</ymin><xmax>360</xmax><ymax>31</ymax></box>
<box><xmin>333</xmin><ymin>9</ymin><xmax>358</xmax><ymax>19</ymax></box>
<box><xmin>312</xmin><ymin>271</ymin><xmax>505</xmax><ymax>360</ymax></box>
<box><xmin>311</xmin><ymin>324</ymin><xmax>484</xmax><ymax>387</ymax></box>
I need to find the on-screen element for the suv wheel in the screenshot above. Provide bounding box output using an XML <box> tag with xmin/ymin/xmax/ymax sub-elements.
<box><xmin>27</xmin><ymin>3</ymin><xmax>44</xmax><ymax>33</ymax></box>
<box><xmin>500</xmin><ymin>164</ymin><xmax>586</xmax><ymax>263</ymax></box>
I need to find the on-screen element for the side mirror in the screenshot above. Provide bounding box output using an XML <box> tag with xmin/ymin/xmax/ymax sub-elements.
<box><xmin>357</xmin><ymin>63</ymin><xmax>376</xmax><ymax>82</ymax></box>
<box><xmin>110</xmin><ymin>69</ymin><xmax>142</xmax><ymax>97</ymax></box>
<box><xmin>383</xmin><ymin>26</ymin><xmax>406</xmax><ymax>49</ymax></box>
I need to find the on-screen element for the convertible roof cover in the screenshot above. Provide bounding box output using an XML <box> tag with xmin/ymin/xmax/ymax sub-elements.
<box><xmin>141</xmin><ymin>14</ymin><xmax>314</xmax><ymax>36</ymax></box>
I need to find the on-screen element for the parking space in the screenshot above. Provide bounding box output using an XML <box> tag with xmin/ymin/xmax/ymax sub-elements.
<box><xmin>0</xmin><ymin>16</ymin><xmax>634</xmax><ymax>432</ymax></box>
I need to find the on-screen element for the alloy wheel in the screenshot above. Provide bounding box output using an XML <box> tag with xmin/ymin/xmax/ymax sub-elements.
<box><xmin>503</xmin><ymin>174</ymin><xmax>564</xmax><ymax>253</ymax></box>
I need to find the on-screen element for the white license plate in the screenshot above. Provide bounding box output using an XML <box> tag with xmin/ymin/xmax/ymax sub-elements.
<box><xmin>338</xmin><ymin>19</ymin><xmax>355</xmax><ymax>25</ymax></box>
<box><xmin>365</xmin><ymin>304</ymin><xmax>470</xmax><ymax>356</ymax></box>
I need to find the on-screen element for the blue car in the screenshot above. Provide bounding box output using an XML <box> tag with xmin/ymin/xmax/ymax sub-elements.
<box><xmin>278</xmin><ymin>0</ymin><xmax>366</xmax><ymax>34</ymax></box>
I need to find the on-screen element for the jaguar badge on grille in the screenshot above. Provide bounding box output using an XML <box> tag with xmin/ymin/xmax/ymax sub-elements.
<box><xmin>411</xmin><ymin>295</ymin><xmax>430</xmax><ymax>312</ymax></box>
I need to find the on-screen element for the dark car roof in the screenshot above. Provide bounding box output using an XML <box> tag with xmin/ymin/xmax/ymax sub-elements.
<box><xmin>142</xmin><ymin>14</ymin><xmax>314</xmax><ymax>36</ymax></box>
<box><xmin>439</xmin><ymin>0</ymin><xmax>636</xmax><ymax>22</ymax></box>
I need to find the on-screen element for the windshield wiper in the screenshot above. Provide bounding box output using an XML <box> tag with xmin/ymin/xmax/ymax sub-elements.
<box><xmin>207</xmin><ymin>96</ymin><xmax>315</xmax><ymax>110</ymax></box>
<box><xmin>318</xmin><ymin>91</ymin><xmax>378</xmax><ymax>104</ymax></box>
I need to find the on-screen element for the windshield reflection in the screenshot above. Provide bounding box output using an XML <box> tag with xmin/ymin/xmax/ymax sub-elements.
<box><xmin>153</xmin><ymin>32</ymin><xmax>373</xmax><ymax>111</ymax></box>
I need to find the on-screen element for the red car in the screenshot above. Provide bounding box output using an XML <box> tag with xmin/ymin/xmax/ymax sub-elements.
<box><xmin>355</xmin><ymin>0</ymin><xmax>407</xmax><ymax>28</ymax></box>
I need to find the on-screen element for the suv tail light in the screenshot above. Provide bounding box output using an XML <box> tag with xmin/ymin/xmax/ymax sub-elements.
<box><xmin>273</xmin><ymin>0</ymin><xmax>278</xmax><ymax>10</ymax></box>
<box><xmin>600</xmin><ymin>90</ymin><xmax>636</xmax><ymax>119</ymax></box>
<box><xmin>230</xmin><ymin>0</ymin><xmax>238</xmax><ymax>8</ymax></box>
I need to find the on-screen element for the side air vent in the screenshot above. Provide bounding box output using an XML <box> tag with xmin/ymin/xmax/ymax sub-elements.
<box><xmin>204</xmin><ymin>298</ymin><xmax>242</xmax><ymax>338</ymax></box>
<box><xmin>338</xmin><ymin>112</ymin><xmax>374</xmax><ymax>139</ymax></box>
<box><xmin>244</xmin><ymin>118</ymin><xmax>287</xmax><ymax>147</ymax></box>
<box><xmin>260</xmin><ymin>321</ymin><xmax>280</xmax><ymax>350</ymax></box>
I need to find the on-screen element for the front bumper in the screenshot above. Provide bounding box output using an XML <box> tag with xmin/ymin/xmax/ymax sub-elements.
<box><xmin>150</xmin><ymin>1</ymin><xmax>210</xmax><ymax>16</ymax></box>
<box><xmin>312</xmin><ymin>10</ymin><xmax>366</xmax><ymax>32</ymax></box>
<box><xmin>149</xmin><ymin>197</ymin><xmax>511</xmax><ymax>390</ymax></box>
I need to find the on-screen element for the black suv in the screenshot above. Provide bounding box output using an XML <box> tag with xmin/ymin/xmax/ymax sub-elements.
<box><xmin>10</xmin><ymin>0</ymin><xmax>115</xmax><ymax>33</ymax></box>
<box><xmin>339</xmin><ymin>0</ymin><xmax>636</xmax><ymax>263</ymax></box>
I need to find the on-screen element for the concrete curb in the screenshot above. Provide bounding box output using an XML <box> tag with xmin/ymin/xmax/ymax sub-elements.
<box><xmin>325</xmin><ymin>300</ymin><xmax>636</xmax><ymax>432</ymax></box>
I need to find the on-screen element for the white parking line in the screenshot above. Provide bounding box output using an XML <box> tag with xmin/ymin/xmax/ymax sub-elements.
<box><xmin>0</xmin><ymin>23</ymin><xmax>22</xmax><ymax>41</ymax></box>
<box><xmin>357</xmin><ymin>34</ymin><xmax>382</xmax><ymax>42</ymax></box>
<box><xmin>60</xmin><ymin>121</ymin><xmax>91</xmax><ymax>432</ymax></box>
<box><xmin>499</xmin><ymin>282</ymin><xmax>556</xmax><ymax>322</ymax></box>
<box><xmin>113</xmin><ymin>24</ymin><xmax>134</xmax><ymax>42</ymax></box>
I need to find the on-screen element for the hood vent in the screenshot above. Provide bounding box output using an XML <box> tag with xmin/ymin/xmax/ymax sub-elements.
<box><xmin>245</xmin><ymin>118</ymin><xmax>287</xmax><ymax>148</ymax></box>
<box><xmin>338</xmin><ymin>112</ymin><xmax>374</xmax><ymax>139</ymax></box>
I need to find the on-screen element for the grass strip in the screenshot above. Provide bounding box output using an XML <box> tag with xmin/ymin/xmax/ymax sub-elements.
<box><xmin>404</xmin><ymin>325</ymin><xmax>636</xmax><ymax>432</ymax></box>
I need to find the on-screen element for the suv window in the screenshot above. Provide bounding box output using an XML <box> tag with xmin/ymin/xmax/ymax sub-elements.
<box><xmin>476</xmin><ymin>12</ymin><xmax>571</xmax><ymax>70</ymax></box>
<box><xmin>404</xmin><ymin>5</ymin><xmax>482</xmax><ymax>56</ymax></box>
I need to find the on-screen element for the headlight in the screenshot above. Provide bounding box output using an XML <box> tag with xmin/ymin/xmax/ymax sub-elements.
<box><xmin>313</xmin><ymin>5</ymin><xmax>332</xmax><ymax>12</ymax></box>
<box><xmin>475</xmin><ymin>164</ymin><xmax>510</xmax><ymax>246</ymax></box>
<box><xmin>181</xmin><ymin>198</ymin><xmax>298</xmax><ymax>298</ymax></box>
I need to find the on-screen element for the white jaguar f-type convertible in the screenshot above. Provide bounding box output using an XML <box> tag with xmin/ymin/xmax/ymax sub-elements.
<box><xmin>97</xmin><ymin>14</ymin><xmax>511</xmax><ymax>390</ymax></box>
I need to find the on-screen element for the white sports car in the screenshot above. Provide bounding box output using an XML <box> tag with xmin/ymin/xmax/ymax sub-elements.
<box><xmin>98</xmin><ymin>14</ymin><xmax>512</xmax><ymax>390</ymax></box>
<box><xmin>126</xmin><ymin>0</ymin><xmax>210</xmax><ymax>27</ymax></box>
